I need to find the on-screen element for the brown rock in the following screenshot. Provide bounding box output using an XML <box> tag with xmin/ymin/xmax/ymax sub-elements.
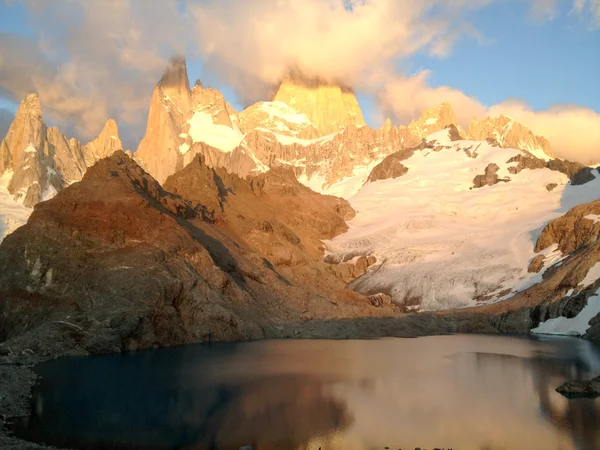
<box><xmin>473</xmin><ymin>163</ymin><xmax>510</xmax><ymax>188</ymax></box>
<box><xmin>507</xmin><ymin>154</ymin><xmax>595</xmax><ymax>186</ymax></box>
<box><xmin>535</xmin><ymin>199</ymin><xmax>600</xmax><ymax>254</ymax></box>
<box><xmin>528</xmin><ymin>255</ymin><xmax>546</xmax><ymax>273</ymax></box>
<box><xmin>546</xmin><ymin>183</ymin><xmax>558</xmax><ymax>191</ymax></box>
<box><xmin>556</xmin><ymin>376</ymin><xmax>600</xmax><ymax>398</ymax></box>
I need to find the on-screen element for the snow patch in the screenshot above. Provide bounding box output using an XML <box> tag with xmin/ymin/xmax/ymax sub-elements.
<box><xmin>532</xmin><ymin>290</ymin><xmax>600</xmax><ymax>336</ymax></box>
<box><xmin>179</xmin><ymin>143</ymin><xmax>190</xmax><ymax>155</ymax></box>
<box><xmin>259</xmin><ymin>102</ymin><xmax>314</xmax><ymax>125</ymax></box>
<box><xmin>584</xmin><ymin>214</ymin><xmax>600</xmax><ymax>224</ymax></box>
<box><xmin>579</xmin><ymin>261</ymin><xmax>600</xmax><ymax>288</ymax></box>
<box><xmin>187</xmin><ymin>111</ymin><xmax>243</xmax><ymax>153</ymax></box>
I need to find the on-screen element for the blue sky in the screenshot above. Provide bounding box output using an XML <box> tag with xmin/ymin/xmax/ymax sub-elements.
<box><xmin>406</xmin><ymin>1</ymin><xmax>600</xmax><ymax>112</ymax></box>
<box><xmin>0</xmin><ymin>0</ymin><xmax>599</xmax><ymax>156</ymax></box>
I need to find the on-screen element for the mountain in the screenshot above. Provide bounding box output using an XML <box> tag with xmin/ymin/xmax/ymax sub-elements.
<box><xmin>271</xmin><ymin>74</ymin><xmax>366</xmax><ymax>136</ymax></box>
<box><xmin>0</xmin><ymin>152</ymin><xmax>392</xmax><ymax>355</ymax></box>
<box><xmin>325</xmin><ymin>126</ymin><xmax>599</xmax><ymax>312</ymax></box>
<box><xmin>134</xmin><ymin>57</ymin><xmax>256</xmax><ymax>184</ymax></box>
<box><xmin>0</xmin><ymin>93</ymin><xmax>123</xmax><ymax>242</ymax></box>
<box><xmin>132</xmin><ymin>57</ymin><xmax>469</xmax><ymax>197</ymax></box>
<box><xmin>467</xmin><ymin>114</ymin><xmax>553</xmax><ymax>160</ymax></box>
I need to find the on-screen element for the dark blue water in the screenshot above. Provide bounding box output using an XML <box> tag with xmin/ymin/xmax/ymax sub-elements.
<box><xmin>12</xmin><ymin>335</ymin><xmax>600</xmax><ymax>450</ymax></box>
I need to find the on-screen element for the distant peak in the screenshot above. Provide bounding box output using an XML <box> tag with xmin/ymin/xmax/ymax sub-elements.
<box><xmin>100</xmin><ymin>118</ymin><xmax>119</xmax><ymax>135</ymax></box>
<box><xmin>272</xmin><ymin>71</ymin><xmax>365</xmax><ymax>135</ymax></box>
<box><xmin>16</xmin><ymin>92</ymin><xmax>42</xmax><ymax>119</ymax></box>
<box><xmin>158</xmin><ymin>55</ymin><xmax>190</xmax><ymax>92</ymax></box>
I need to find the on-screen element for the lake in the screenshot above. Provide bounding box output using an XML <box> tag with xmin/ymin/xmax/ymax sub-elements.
<box><xmin>12</xmin><ymin>334</ymin><xmax>600</xmax><ymax>450</ymax></box>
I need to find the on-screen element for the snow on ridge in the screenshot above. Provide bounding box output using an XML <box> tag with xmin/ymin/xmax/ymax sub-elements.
<box><xmin>325</xmin><ymin>138</ymin><xmax>600</xmax><ymax>311</ymax></box>
<box><xmin>25</xmin><ymin>144</ymin><xmax>37</xmax><ymax>153</ymax></box>
<box><xmin>255</xmin><ymin>128</ymin><xmax>339</xmax><ymax>147</ymax></box>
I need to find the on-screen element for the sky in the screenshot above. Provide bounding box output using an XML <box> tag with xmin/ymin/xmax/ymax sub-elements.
<box><xmin>0</xmin><ymin>0</ymin><xmax>599</xmax><ymax>162</ymax></box>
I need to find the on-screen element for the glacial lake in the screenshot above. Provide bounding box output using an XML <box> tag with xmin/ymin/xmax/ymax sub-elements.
<box><xmin>12</xmin><ymin>334</ymin><xmax>600</xmax><ymax>450</ymax></box>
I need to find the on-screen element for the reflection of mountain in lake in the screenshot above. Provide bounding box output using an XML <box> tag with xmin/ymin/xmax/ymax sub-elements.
<box><xmin>13</xmin><ymin>336</ymin><xmax>600</xmax><ymax>450</ymax></box>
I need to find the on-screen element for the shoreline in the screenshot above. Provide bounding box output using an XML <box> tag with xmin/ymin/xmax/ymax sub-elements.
<box><xmin>2</xmin><ymin>320</ymin><xmax>599</xmax><ymax>450</ymax></box>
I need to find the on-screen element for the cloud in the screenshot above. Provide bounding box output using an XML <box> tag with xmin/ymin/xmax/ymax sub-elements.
<box><xmin>373</xmin><ymin>70</ymin><xmax>486</xmax><ymax>126</ymax></box>
<box><xmin>189</xmin><ymin>0</ymin><xmax>494</xmax><ymax>103</ymax></box>
<box><xmin>0</xmin><ymin>0</ymin><xmax>186</xmax><ymax>145</ymax></box>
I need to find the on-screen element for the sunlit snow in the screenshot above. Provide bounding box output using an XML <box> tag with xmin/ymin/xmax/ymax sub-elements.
<box><xmin>260</xmin><ymin>101</ymin><xmax>314</xmax><ymax>125</ymax></box>
<box><xmin>325</xmin><ymin>130</ymin><xmax>600</xmax><ymax>311</ymax></box>
<box><xmin>187</xmin><ymin>111</ymin><xmax>244</xmax><ymax>153</ymax></box>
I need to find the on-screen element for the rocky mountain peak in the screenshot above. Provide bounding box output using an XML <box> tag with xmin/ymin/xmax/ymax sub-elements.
<box><xmin>81</xmin><ymin>118</ymin><xmax>123</xmax><ymax>166</ymax></box>
<box><xmin>20</xmin><ymin>93</ymin><xmax>43</xmax><ymax>119</ymax></box>
<box><xmin>409</xmin><ymin>102</ymin><xmax>458</xmax><ymax>134</ymax></box>
<box><xmin>272</xmin><ymin>75</ymin><xmax>365</xmax><ymax>136</ymax></box>
<box><xmin>0</xmin><ymin>92</ymin><xmax>125</xmax><ymax>208</ymax></box>
<box><xmin>159</xmin><ymin>55</ymin><xmax>190</xmax><ymax>93</ymax></box>
<box><xmin>467</xmin><ymin>114</ymin><xmax>553</xmax><ymax>159</ymax></box>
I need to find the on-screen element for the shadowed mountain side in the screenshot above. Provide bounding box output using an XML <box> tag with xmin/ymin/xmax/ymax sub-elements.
<box><xmin>0</xmin><ymin>152</ymin><xmax>394</xmax><ymax>358</ymax></box>
<box><xmin>164</xmin><ymin>154</ymin><xmax>355</xmax><ymax>274</ymax></box>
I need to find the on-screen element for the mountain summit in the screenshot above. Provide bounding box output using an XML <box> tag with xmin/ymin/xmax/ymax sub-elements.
<box><xmin>272</xmin><ymin>75</ymin><xmax>366</xmax><ymax>136</ymax></box>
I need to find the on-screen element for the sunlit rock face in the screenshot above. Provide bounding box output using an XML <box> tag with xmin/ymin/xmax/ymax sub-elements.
<box><xmin>271</xmin><ymin>73</ymin><xmax>366</xmax><ymax>136</ymax></box>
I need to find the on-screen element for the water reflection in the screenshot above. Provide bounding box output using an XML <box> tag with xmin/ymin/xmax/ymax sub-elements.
<box><xmin>13</xmin><ymin>335</ymin><xmax>600</xmax><ymax>450</ymax></box>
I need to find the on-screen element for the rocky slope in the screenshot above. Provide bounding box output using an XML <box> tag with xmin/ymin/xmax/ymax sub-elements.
<box><xmin>0</xmin><ymin>152</ymin><xmax>393</xmax><ymax>359</ymax></box>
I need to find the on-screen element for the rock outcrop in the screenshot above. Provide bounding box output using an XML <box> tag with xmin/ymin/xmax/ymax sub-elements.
<box><xmin>472</xmin><ymin>163</ymin><xmax>510</xmax><ymax>188</ymax></box>
<box><xmin>535</xmin><ymin>200</ymin><xmax>600</xmax><ymax>254</ymax></box>
<box><xmin>507</xmin><ymin>154</ymin><xmax>595</xmax><ymax>185</ymax></box>
<box><xmin>556</xmin><ymin>376</ymin><xmax>600</xmax><ymax>398</ymax></box>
